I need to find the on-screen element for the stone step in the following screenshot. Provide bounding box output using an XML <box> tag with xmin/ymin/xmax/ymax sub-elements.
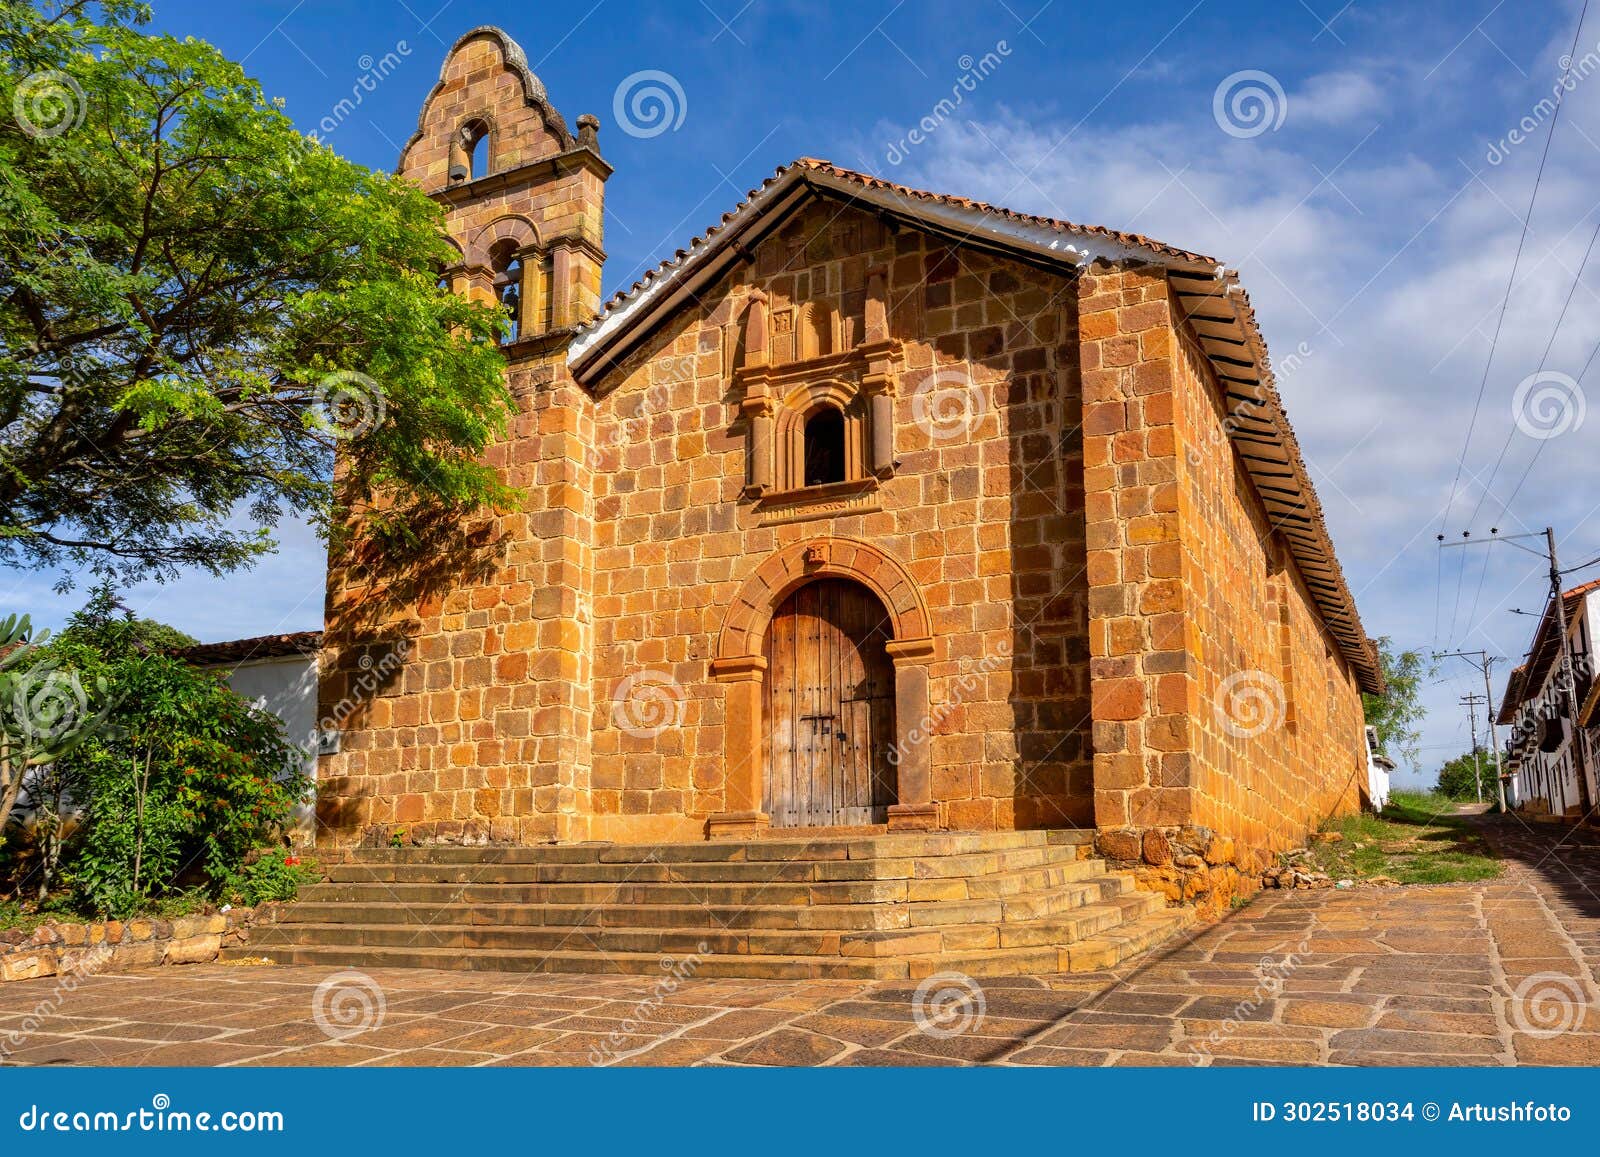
<box><xmin>316</xmin><ymin>840</ymin><xmax>1091</xmax><ymax>883</ymax></box>
<box><xmin>221</xmin><ymin>942</ymin><xmax>908</xmax><ymax>981</ymax></box>
<box><xmin>238</xmin><ymin>898</ymin><xmax>1183</xmax><ymax>979</ymax></box>
<box><xmin>346</xmin><ymin>828</ymin><xmax>1075</xmax><ymax>867</ymax></box>
<box><xmin>900</xmin><ymin>901</ymin><xmax>1195</xmax><ymax>978</ymax></box>
<box><xmin>251</xmin><ymin>829</ymin><xmax>1189</xmax><ymax>981</ymax></box>
<box><xmin>309</xmin><ymin>857</ymin><xmax>1109</xmax><ymax>904</ymax></box>
<box><xmin>277</xmin><ymin>874</ymin><xmax>1132</xmax><ymax>935</ymax></box>
<box><xmin>1058</xmin><ymin>905</ymin><xmax>1197</xmax><ymax>973</ymax></box>
<box><xmin>316</xmin><ymin>841</ymin><xmax>1089</xmax><ymax>886</ymax></box>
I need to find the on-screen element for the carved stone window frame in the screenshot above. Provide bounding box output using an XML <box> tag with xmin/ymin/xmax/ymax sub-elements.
<box><xmin>734</xmin><ymin>277</ymin><xmax>901</xmax><ymax>523</ymax></box>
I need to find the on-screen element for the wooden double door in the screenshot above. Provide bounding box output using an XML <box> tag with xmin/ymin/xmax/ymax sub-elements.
<box><xmin>763</xmin><ymin>579</ymin><xmax>897</xmax><ymax>827</ymax></box>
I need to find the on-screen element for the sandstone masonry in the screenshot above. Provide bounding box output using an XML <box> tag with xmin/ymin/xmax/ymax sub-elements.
<box><xmin>316</xmin><ymin>27</ymin><xmax>1381</xmax><ymax>916</ymax></box>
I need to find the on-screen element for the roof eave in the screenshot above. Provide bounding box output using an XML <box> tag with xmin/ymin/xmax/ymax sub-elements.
<box><xmin>567</xmin><ymin>159</ymin><xmax>1382</xmax><ymax>692</ymax></box>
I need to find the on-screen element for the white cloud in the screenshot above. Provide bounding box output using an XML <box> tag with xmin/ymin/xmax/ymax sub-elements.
<box><xmin>864</xmin><ymin>45</ymin><xmax>1600</xmax><ymax>777</ymax></box>
<box><xmin>1292</xmin><ymin>69</ymin><xmax>1387</xmax><ymax>126</ymax></box>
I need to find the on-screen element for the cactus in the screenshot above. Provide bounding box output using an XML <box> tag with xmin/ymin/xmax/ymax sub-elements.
<box><xmin>0</xmin><ymin>614</ymin><xmax>108</xmax><ymax>843</ymax></box>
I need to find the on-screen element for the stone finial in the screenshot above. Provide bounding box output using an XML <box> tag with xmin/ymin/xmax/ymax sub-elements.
<box><xmin>742</xmin><ymin>289</ymin><xmax>769</xmax><ymax>367</ymax></box>
<box><xmin>577</xmin><ymin>114</ymin><xmax>600</xmax><ymax>150</ymax></box>
<box><xmin>865</xmin><ymin>264</ymin><xmax>889</xmax><ymax>342</ymax></box>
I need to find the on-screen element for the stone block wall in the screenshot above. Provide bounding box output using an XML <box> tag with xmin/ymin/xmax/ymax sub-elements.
<box><xmin>1080</xmin><ymin>260</ymin><xmax>1365</xmax><ymax>914</ymax></box>
<box><xmin>0</xmin><ymin>908</ymin><xmax>274</xmax><ymax>985</ymax></box>
<box><xmin>584</xmin><ymin>201</ymin><xmax>1094</xmax><ymax>840</ymax></box>
<box><xmin>317</xmin><ymin>360</ymin><xmax>597</xmax><ymax>846</ymax></box>
<box><xmin>1171</xmin><ymin>325</ymin><xmax>1366</xmax><ymax>854</ymax></box>
<box><xmin>317</xmin><ymin>28</ymin><xmax>604</xmax><ymax>846</ymax></box>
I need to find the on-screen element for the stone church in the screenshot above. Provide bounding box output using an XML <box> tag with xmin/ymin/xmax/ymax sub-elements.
<box><xmin>309</xmin><ymin>26</ymin><xmax>1383</xmax><ymax>945</ymax></box>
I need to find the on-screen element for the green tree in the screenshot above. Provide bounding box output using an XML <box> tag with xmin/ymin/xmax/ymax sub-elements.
<box><xmin>0</xmin><ymin>0</ymin><xmax>514</xmax><ymax>582</ymax></box>
<box><xmin>1362</xmin><ymin>637</ymin><xmax>1433</xmax><ymax>767</ymax></box>
<box><xmin>33</xmin><ymin>586</ymin><xmax>307</xmax><ymax>915</ymax></box>
<box><xmin>1436</xmin><ymin>748</ymin><xmax>1493</xmax><ymax>801</ymax></box>
<box><xmin>64</xmin><ymin>652</ymin><xmax>306</xmax><ymax>916</ymax></box>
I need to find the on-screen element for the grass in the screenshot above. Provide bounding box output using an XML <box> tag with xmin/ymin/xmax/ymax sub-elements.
<box><xmin>0</xmin><ymin>889</ymin><xmax>215</xmax><ymax>934</ymax></box>
<box><xmin>1303</xmin><ymin>789</ymin><xmax>1502</xmax><ymax>885</ymax></box>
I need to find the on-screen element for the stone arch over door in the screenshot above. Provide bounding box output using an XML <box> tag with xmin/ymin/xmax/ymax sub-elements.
<box><xmin>708</xmin><ymin>538</ymin><xmax>937</xmax><ymax>837</ymax></box>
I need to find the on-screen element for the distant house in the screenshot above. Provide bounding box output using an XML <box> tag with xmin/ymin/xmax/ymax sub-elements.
<box><xmin>1363</xmin><ymin>725</ymin><xmax>1393</xmax><ymax>811</ymax></box>
<box><xmin>178</xmin><ymin>631</ymin><xmax>322</xmax><ymax>834</ymax></box>
<box><xmin>1496</xmin><ymin>581</ymin><xmax>1600</xmax><ymax>819</ymax></box>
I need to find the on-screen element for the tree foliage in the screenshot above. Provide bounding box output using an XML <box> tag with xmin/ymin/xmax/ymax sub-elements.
<box><xmin>1362</xmin><ymin>637</ymin><xmax>1433</xmax><ymax>768</ymax></box>
<box><xmin>1436</xmin><ymin>748</ymin><xmax>1494</xmax><ymax>801</ymax></box>
<box><xmin>5</xmin><ymin>585</ymin><xmax>308</xmax><ymax>915</ymax></box>
<box><xmin>0</xmin><ymin>0</ymin><xmax>515</xmax><ymax>581</ymax></box>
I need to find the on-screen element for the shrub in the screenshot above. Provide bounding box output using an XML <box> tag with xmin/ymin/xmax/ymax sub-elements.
<box><xmin>222</xmin><ymin>849</ymin><xmax>319</xmax><ymax>906</ymax></box>
<box><xmin>16</xmin><ymin>585</ymin><xmax>311</xmax><ymax>917</ymax></box>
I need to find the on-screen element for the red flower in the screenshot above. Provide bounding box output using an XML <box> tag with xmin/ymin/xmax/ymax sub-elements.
<box><xmin>284</xmin><ymin>855</ymin><xmax>301</xmax><ymax>866</ymax></box>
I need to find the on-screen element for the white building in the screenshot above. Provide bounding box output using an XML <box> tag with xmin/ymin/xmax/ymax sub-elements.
<box><xmin>1497</xmin><ymin>581</ymin><xmax>1599</xmax><ymax>818</ymax></box>
<box><xmin>1364</xmin><ymin>725</ymin><xmax>1393</xmax><ymax>811</ymax></box>
<box><xmin>180</xmin><ymin>631</ymin><xmax>321</xmax><ymax>835</ymax></box>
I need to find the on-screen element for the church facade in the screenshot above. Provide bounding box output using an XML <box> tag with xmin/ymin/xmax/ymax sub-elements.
<box><xmin>315</xmin><ymin>27</ymin><xmax>1383</xmax><ymax>905</ymax></box>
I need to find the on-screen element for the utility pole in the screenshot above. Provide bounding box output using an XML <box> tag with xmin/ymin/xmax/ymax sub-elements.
<box><xmin>1545</xmin><ymin>527</ymin><xmax>1595</xmax><ymax>815</ymax></box>
<box><xmin>1459</xmin><ymin>692</ymin><xmax>1487</xmax><ymax>802</ymax></box>
<box><xmin>1435</xmin><ymin>650</ymin><xmax>1508</xmax><ymax>812</ymax></box>
<box><xmin>1438</xmin><ymin>525</ymin><xmax>1595</xmax><ymax>815</ymax></box>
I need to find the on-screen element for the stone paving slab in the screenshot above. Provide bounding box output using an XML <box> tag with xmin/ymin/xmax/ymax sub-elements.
<box><xmin>1</xmin><ymin>816</ymin><xmax>1597</xmax><ymax>1067</ymax></box>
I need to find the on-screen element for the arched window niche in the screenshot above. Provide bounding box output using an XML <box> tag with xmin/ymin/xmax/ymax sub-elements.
<box><xmin>803</xmin><ymin>407</ymin><xmax>846</xmax><ymax>487</ymax></box>
<box><xmin>768</xmin><ymin>381</ymin><xmax>866</xmax><ymax>494</ymax></box>
<box><xmin>733</xmin><ymin>288</ymin><xmax>901</xmax><ymax>524</ymax></box>
<box><xmin>489</xmin><ymin>240</ymin><xmax>523</xmax><ymax>343</ymax></box>
<box><xmin>449</xmin><ymin>118</ymin><xmax>493</xmax><ymax>183</ymax></box>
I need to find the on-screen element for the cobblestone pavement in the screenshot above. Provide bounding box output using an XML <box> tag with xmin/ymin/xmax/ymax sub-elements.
<box><xmin>2</xmin><ymin>816</ymin><xmax>1596</xmax><ymax>1067</ymax></box>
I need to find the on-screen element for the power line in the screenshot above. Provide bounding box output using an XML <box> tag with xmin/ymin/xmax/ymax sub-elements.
<box><xmin>1468</xmin><ymin>216</ymin><xmax>1600</xmax><ymax>537</ymax></box>
<box><xmin>1492</xmin><ymin>323</ymin><xmax>1600</xmax><ymax>520</ymax></box>
<box><xmin>1439</xmin><ymin>0</ymin><xmax>1591</xmax><ymax>645</ymax></box>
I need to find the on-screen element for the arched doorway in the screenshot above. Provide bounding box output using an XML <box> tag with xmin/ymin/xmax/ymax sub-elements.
<box><xmin>709</xmin><ymin>537</ymin><xmax>936</xmax><ymax>838</ymax></box>
<box><xmin>763</xmin><ymin>579</ymin><xmax>896</xmax><ymax>826</ymax></box>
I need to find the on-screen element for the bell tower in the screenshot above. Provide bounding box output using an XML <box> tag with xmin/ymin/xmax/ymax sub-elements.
<box><xmin>398</xmin><ymin>26</ymin><xmax>608</xmax><ymax>342</ymax></box>
<box><xmin>317</xmin><ymin>27</ymin><xmax>605</xmax><ymax>847</ymax></box>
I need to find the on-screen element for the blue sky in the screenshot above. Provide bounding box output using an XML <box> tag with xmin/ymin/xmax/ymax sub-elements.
<box><xmin>10</xmin><ymin>0</ymin><xmax>1600</xmax><ymax>789</ymax></box>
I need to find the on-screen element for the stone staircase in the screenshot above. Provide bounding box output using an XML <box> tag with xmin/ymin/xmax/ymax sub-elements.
<box><xmin>231</xmin><ymin>830</ymin><xmax>1194</xmax><ymax>979</ymax></box>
